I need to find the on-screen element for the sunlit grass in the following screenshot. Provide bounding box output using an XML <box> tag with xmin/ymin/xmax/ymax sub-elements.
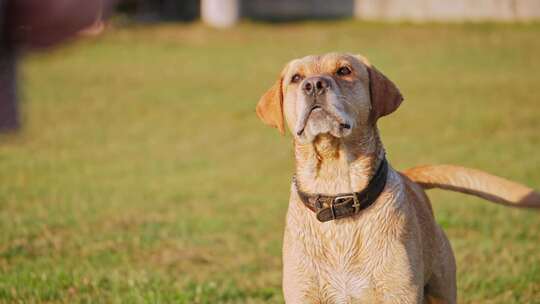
<box><xmin>0</xmin><ymin>21</ymin><xmax>539</xmax><ymax>303</ymax></box>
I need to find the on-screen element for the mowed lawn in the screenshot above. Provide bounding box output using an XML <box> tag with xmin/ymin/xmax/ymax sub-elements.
<box><xmin>1</xmin><ymin>21</ymin><xmax>539</xmax><ymax>303</ymax></box>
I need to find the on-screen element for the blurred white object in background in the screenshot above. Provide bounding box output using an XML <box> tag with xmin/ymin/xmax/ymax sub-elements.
<box><xmin>201</xmin><ymin>0</ymin><xmax>239</xmax><ymax>28</ymax></box>
<box><xmin>354</xmin><ymin>0</ymin><xmax>540</xmax><ymax>22</ymax></box>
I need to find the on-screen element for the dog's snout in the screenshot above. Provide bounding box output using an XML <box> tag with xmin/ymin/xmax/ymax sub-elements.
<box><xmin>302</xmin><ymin>77</ymin><xmax>330</xmax><ymax>96</ymax></box>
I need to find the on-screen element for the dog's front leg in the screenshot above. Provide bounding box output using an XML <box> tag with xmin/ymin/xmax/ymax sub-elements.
<box><xmin>367</xmin><ymin>242</ymin><xmax>426</xmax><ymax>304</ymax></box>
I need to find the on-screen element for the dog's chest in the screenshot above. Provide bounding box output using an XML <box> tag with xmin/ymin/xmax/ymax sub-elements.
<box><xmin>284</xmin><ymin>197</ymin><xmax>410</xmax><ymax>302</ymax></box>
<box><xmin>313</xmin><ymin>249</ymin><xmax>378</xmax><ymax>303</ymax></box>
<box><xmin>285</xmin><ymin>219</ymin><xmax>390</xmax><ymax>303</ymax></box>
<box><xmin>318</xmin><ymin>272</ymin><xmax>375</xmax><ymax>303</ymax></box>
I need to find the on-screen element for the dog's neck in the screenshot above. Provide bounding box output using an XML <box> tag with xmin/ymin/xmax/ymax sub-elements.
<box><xmin>294</xmin><ymin>126</ymin><xmax>385</xmax><ymax>195</ymax></box>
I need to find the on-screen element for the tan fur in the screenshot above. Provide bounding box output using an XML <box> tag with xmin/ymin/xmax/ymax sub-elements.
<box><xmin>256</xmin><ymin>53</ymin><xmax>539</xmax><ymax>303</ymax></box>
<box><xmin>403</xmin><ymin>165</ymin><xmax>540</xmax><ymax>208</ymax></box>
<box><xmin>256</xmin><ymin>68</ymin><xmax>286</xmax><ymax>134</ymax></box>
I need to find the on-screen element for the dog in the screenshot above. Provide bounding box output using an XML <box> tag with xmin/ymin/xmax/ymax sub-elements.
<box><xmin>255</xmin><ymin>53</ymin><xmax>540</xmax><ymax>304</ymax></box>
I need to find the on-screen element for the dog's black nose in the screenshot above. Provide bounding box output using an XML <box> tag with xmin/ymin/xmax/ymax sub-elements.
<box><xmin>302</xmin><ymin>76</ymin><xmax>330</xmax><ymax>96</ymax></box>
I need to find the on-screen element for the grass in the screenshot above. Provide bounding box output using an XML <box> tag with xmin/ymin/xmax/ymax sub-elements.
<box><xmin>1</xmin><ymin>20</ymin><xmax>539</xmax><ymax>303</ymax></box>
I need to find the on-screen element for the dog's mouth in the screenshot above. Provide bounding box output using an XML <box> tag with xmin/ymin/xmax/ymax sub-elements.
<box><xmin>295</xmin><ymin>105</ymin><xmax>351</xmax><ymax>137</ymax></box>
<box><xmin>296</xmin><ymin>105</ymin><xmax>319</xmax><ymax>136</ymax></box>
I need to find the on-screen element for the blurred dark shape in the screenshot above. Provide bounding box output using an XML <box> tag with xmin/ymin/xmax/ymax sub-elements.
<box><xmin>242</xmin><ymin>0</ymin><xmax>354</xmax><ymax>21</ymax></box>
<box><xmin>0</xmin><ymin>0</ymin><xmax>116</xmax><ymax>132</ymax></box>
<box><xmin>6</xmin><ymin>0</ymin><xmax>116</xmax><ymax>49</ymax></box>
<box><xmin>0</xmin><ymin>0</ymin><xmax>18</xmax><ymax>131</ymax></box>
<box><xmin>117</xmin><ymin>0</ymin><xmax>199</xmax><ymax>22</ymax></box>
<box><xmin>0</xmin><ymin>36</ymin><xmax>17</xmax><ymax>132</ymax></box>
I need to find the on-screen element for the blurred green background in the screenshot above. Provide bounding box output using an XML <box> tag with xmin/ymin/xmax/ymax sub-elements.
<box><xmin>1</xmin><ymin>21</ymin><xmax>539</xmax><ymax>303</ymax></box>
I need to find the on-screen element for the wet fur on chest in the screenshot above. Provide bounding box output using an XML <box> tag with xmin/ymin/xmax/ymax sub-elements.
<box><xmin>283</xmin><ymin>171</ymin><xmax>416</xmax><ymax>303</ymax></box>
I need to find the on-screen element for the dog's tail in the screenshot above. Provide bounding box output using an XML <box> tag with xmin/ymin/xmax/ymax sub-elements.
<box><xmin>402</xmin><ymin>165</ymin><xmax>540</xmax><ymax>208</ymax></box>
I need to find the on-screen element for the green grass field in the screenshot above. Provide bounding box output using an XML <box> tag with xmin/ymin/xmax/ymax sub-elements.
<box><xmin>1</xmin><ymin>21</ymin><xmax>539</xmax><ymax>303</ymax></box>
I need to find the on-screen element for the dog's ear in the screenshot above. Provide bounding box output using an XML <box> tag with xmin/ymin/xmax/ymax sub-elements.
<box><xmin>355</xmin><ymin>54</ymin><xmax>403</xmax><ymax>122</ymax></box>
<box><xmin>256</xmin><ymin>74</ymin><xmax>285</xmax><ymax>135</ymax></box>
<box><xmin>367</xmin><ymin>65</ymin><xmax>403</xmax><ymax>121</ymax></box>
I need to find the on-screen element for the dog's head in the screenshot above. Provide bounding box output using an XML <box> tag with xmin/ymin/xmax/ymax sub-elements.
<box><xmin>256</xmin><ymin>53</ymin><xmax>403</xmax><ymax>143</ymax></box>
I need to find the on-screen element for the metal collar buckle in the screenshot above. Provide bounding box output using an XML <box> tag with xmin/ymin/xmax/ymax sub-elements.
<box><xmin>334</xmin><ymin>194</ymin><xmax>361</xmax><ymax>216</ymax></box>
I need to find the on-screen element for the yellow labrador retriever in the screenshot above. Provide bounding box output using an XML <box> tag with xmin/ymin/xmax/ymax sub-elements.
<box><xmin>256</xmin><ymin>53</ymin><xmax>540</xmax><ymax>304</ymax></box>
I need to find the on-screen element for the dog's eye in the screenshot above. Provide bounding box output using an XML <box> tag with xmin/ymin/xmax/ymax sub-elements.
<box><xmin>291</xmin><ymin>74</ymin><xmax>303</xmax><ymax>83</ymax></box>
<box><xmin>336</xmin><ymin>66</ymin><xmax>352</xmax><ymax>76</ymax></box>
